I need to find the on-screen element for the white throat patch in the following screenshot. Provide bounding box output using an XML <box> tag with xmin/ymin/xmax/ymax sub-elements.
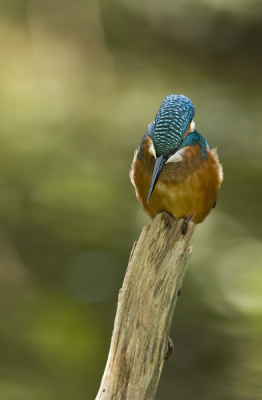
<box><xmin>166</xmin><ymin>148</ymin><xmax>184</xmax><ymax>163</ymax></box>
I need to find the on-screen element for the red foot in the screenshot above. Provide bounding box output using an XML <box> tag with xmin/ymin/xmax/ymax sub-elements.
<box><xmin>162</xmin><ymin>211</ymin><xmax>172</xmax><ymax>229</ymax></box>
<box><xmin>182</xmin><ymin>215</ymin><xmax>192</xmax><ymax>235</ymax></box>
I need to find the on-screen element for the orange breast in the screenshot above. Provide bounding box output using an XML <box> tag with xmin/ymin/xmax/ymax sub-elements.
<box><xmin>130</xmin><ymin>138</ymin><xmax>223</xmax><ymax>224</ymax></box>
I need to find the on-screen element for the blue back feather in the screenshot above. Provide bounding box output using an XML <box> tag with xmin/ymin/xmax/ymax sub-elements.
<box><xmin>178</xmin><ymin>131</ymin><xmax>210</xmax><ymax>159</ymax></box>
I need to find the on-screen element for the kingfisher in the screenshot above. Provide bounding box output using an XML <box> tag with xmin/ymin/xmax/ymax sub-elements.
<box><xmin>130</xmin><ymin>94</ymin><xmax>223</xmax><ymax>233</ymax></box>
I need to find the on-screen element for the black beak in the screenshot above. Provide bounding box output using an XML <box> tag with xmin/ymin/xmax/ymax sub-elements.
<box><xmin>147</xmin><ymin>155</ymin><xmax>166</xmax><ymax>203</ymax></box>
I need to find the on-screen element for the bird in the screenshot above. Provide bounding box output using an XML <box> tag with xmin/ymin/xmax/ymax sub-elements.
<box><xmin>130</xmin><ymin>94</ymin><xmax>223</xmax><ymax>234</ymax></box>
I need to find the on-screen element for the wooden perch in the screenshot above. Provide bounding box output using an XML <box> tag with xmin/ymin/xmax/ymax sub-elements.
<box><xmin>96</xmin><ymin>213</ymin><xmax>195</xmax><ymax>400</ymax></box>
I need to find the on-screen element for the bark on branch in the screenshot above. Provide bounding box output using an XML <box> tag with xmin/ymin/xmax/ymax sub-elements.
<box><xmin>96</xmin><ymin>213</ymin><xmax>195</xmax><ymax>400</ymax></box>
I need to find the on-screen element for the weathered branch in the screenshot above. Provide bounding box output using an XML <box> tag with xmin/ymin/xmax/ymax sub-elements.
<box><xmin>96</xmin><ymin>213</ymin><xmax>195</xmax><ymax>400</ymax></box>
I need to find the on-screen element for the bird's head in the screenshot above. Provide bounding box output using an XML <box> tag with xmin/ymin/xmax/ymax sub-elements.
<box><xmin>147</xmin><ymin>94</ymin><xmax>195</xmax><ymax>203</ymax></box>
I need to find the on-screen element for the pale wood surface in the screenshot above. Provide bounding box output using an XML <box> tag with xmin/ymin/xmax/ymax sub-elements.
<box><xmin>96</xmin><ymin>214</ymin><xmax>195</xmax><ymax>400</ymax></box>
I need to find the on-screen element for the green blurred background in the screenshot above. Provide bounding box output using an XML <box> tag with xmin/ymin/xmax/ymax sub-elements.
<box><xmin>0</xmin><ymin>0</ymin><xmax>262</xmax><ymax>399</ymax></box>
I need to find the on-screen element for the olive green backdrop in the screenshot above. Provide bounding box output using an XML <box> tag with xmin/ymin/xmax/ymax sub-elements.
<box><xmin>0</xmin><ymin>1</ymin><xmax>261</xmax><ymax>399</ymax></box>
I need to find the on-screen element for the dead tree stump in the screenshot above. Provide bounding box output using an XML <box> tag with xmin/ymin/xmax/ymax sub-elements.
<box><xmin>96</xmin><ymin>213</ymin><xmax>195</xmax><ymax>400</ymax></box>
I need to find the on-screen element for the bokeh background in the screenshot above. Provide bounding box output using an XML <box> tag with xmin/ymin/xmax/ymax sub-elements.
<box><xmin>0</xmin><ymin>0</ymin><xmax>262</xmax><ymax>399</ymax></box>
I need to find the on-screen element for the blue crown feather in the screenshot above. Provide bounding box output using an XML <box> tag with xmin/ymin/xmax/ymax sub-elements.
<box><xmin>149</xmin><ymin>95</ymin><xmax>195</xmax><ymax>159</ymax></box>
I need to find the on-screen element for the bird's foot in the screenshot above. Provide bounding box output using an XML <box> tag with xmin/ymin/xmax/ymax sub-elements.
<box><xmin>162</xmin><ymin>211</ymin><xmax>172</xmax><ymax>229</ymax></box>
<box><xmin>182</xmin><ymin>215</ymin><xmax>192</xmax><ymax>235</ymax></box>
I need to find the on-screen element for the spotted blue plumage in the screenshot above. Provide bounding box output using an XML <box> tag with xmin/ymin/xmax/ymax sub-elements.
<box><xmin>149</xmin><ymin>94</ymin><xmax>195</xmax><ymax>159</ymax></box>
